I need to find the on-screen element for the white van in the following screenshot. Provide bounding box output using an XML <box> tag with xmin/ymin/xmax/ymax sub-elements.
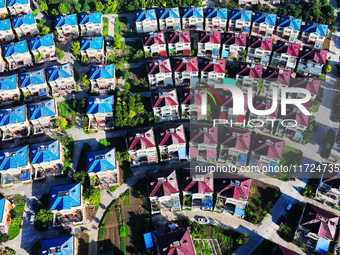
<box><xmin>30</xmin><ymin>215</ymin><xmax>35</xmax><ymax>224</ymax></box>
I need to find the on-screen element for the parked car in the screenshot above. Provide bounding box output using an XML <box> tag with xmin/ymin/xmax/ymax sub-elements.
<box><xmin>30</xmin><ymin>215</ymin><xmax>35</xmax><ymax>224</ymax></box>
<box><xmin>194</xmin><ymin>217</ymin><xmax>209</xmax><ymax>224</ymax></box>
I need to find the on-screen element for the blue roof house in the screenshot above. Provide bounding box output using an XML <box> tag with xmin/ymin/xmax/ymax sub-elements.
<box><xmin>0</xmin><ymin>198</ymin><xmax>11</xmax><ymax>233</ymax></box>
<box><xmin>182</xmin><ymin>6</ymin><xmax>204</xmax><ymax>30</ymax></box>
<box><xmin>2</xmin><ymin>40</ymin><xmax>33</xmax><ymax>71</ymax></box>
<box><xmin>135</xmin><ymin>8</ymin><xmax>158</xmax><ymax>33</ymax></box>
<box><xmin>205</xmin><ymin>8</ymin><xmax>228</xmax><ymax>31</ymax></box>
<box><xmin>0</xmin><ymin>0</ymin><xmax>8</xmax><ymax>15</ymax></box>
<box><xmin>0</xmin><ymin>105</ymin><xmax>29</xmax><ymax>140</ymax></box>
<box><xmin>277</xmin><ymin>16</ymin><xmax>302</xmax><ymax>42</ymax></box>
<box><xmin>87</xmin><ymin>148</ymin><xmax>118</xmax><ymax>186</ymax></box>
<box><xmin>302</xmin><ymin>21</ymin><xmax>328</xmax><ymax>49</ymax></box>
<box><xmin>19</xmin><ymin>69</ymin><xmax>49</xmax><ymax>99</ymax></box>
<box><xmin>29</xmin><ymin>99</ymin><xmax>57</xmax><ymax>128</ymax></box>
<box><xmin>46</xmin><ymin>64</ymin><xmax>76</xmax><ymax>96</ymax></box>
<box><xmin>89</xmin><ymin>64</ymin><xmax>115</xmax><ymax>93</ymax></box>
<box><xmin>0</xmin><ymin>145</ymin><xmax>31</xmax><ymax>186</ymax></box>
<box><xmin>79</xmin><ymin>12</ymin><xmax>102</xmax><ymax>36</ymax></box>
<box><xmin>158</xmin><ymin>7</ymin><xmax>180</xmax><ymax>31</ymax></box>
<box><xmin>0</xmin><ymin>74</ymin><xmax>20</xmax><ymax>102</ymax></box>
<box><xmin>7</xmin><ymin>0</ymin><xmax>31</xmax><ymax>15</ymax></box>
<box><xmin>55</xmin><ymin>14</ymin><xmax>79</xmax><ymax>41</ymax></box>
<box><xmin>253</xmin><ymin>12</ymin><xmax>277</xmax><ymax>37</ymax></box>
<box><xmin>41</xmin><ymin>236</ymin><xmax>76</xmax><ymax>255</ymax></box>
<box><xmin>12</xmin><ymin>13</ymin><xmax>38</xmax><ymax>37</ymax></box>
<box><xmin>80</xmin><ymin>37</ymin><xmax>104</xmax><ymax>64</ymax></box>
<box><xmin>50</xmin><ymin>182</ymin><xmax>83</xmax><ymax>216</ymax></box>
<box><xmin>229</xmin><ymin>9</ymin><xmax>252</xmax><ymax>34</ymax></box>
<box><xmin>0</xmin><ymin>19</ymin><xmax>15</xmax><ymax>42</ymax></box>
<box><xmin>86</xmin><ymin>96</ymin><xmax>114</xmax><ymax>131</ymax></box>
<box><xmin>29</xmin><ymin>34</ymin><xmax>57</xmax><ymax>63</ymax></box>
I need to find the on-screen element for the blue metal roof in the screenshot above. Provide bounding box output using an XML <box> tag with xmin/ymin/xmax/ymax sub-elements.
<box><xmin>46</xmin><ymin>64</ymin><xmax>72</xmax><ymax>82</ymax></box>
<box><xmin>29</xmin><ymin>99</ymin><xmax>56</xmax><ymax>120</ymax></box>
<box><xmin>182</xmin><ymin>6</ymin><xmax>203</xmax><ymax>18</ymax></box>
<box><xmin>55</xmin><ymin>14</ymin><xmax>77</xmax><ymax>27</ymax></box>
<box><xmin>8</xmin><ymin>0</ymin><xmax>28</xmax><ymax>6</ymax></box>
<box><xmin>80</xmin><ymin>37</ymin><xmax>103</xmax><ymax>50</ymax></box>
<box><xmin>235</xmin><ymin>208</ymin><xmax>245</xmax><ymax>216</ymax></box>
<box><xmin>0</xmin><ymin>0</ymin><xmax>5</xmax><ymax>9</ymax></box>
<box><xmin>230</xmin><ymin>9</ymin><xmax>251</xmax><ymax>21</ymax></box>
<box><xmin>87</xmin><ymin>96</ymin><xmax>113</xmax><ymax>114</ymax></box>
<box><xmin>278</xmin><ymin>16</ymin><xmax>302</xmax><ymax>30</ymax></box>
<box><xmin>41</xmin><ymin>236</ymin><xmax>74</xmax><ymax>255</ymax></box>
<box><xmin>0</xmin><ymin>146</ymin><xmax>28</xmax><ymax>170</ymax></box>
<box><xmin>12</xmin><ymin>13</ymin><xmax>35</xmax><ymax>28</ymax></box>
<box><xmin>304</xmin><ymin>21</ymin><xmax>328</xmax><ymax>37</ymax></box>
<box><xmin>0</xmin><ymin>105</ymin><xmax>26</xmax><ymax>125</ymax></box>
<box><xmin>79</xmin><ymin>12</ymin><xmax>101</xmax><ymax>24</ymax></box>
<box><xmin>31</xmin><ymin>140</ymin><xmax>60</xmax><ymax>164</ymax></box>
<box><xmin>90</xmin><ymin>64</ymin><xmax>114</xmax><ymax>80</ymax></box>
<box><xmin>19</xmin><ymin>69</ymin><xmax>45</xmax><ymax>88</ymax></box>
<box><xmin>50</xmin><ymin>183</ymin><xmax>81</xmax><ymax>211</ymax></box>
<box><xmin>0</xmin><ymin>198</ymin><xmax>5</xmax><ymax>221</ymax></box>
<box><xmin>3</xmin><ymin>40</ymin><xmax>29</xmax><ymax>57</ymax></box>
<box><xmin>206</xmin><ymin>8</ymin><xmax>228</xmax><ymax>19</ymax></box>
<box><xmin>29</xmin><ymin>34</ymin><xmax>54</xmax><ymax>50</ymax></box>
<box><xmin>0</xmin><ymin>19</ymin><xmax>11</xmax><ymax>31</ymax></box>
<box><xmin>144</xmin><ymin>232</ymin><xmax>154</xmax><ymax>249</ymax></box>
<box><xmin>135</xmin><ymin>9</ymin><xmax>157</xmax><ymax>22</ymax></box>
<box><xmin>0</xmin><ymin>74</ymin><xmax>17</xmax><ymax>90</ymax></box>
<box><xmin>87</xmin><ymin>148</ymin><xmax>116</xmax><ymax>173</ymax></box>
<box><xmin>315</xmin><ymin>238</ymin><xmax>330</xmax><ymax>254</ymax></box>
<box><xmin>158</xmin><ymin>8</ymin><xmax>180</xmax><ymax>19</ymax></box>
<box><xmin>254</xmin><ymin>12</ymin><xmax>277</xmax><ymax>26</ymax></box>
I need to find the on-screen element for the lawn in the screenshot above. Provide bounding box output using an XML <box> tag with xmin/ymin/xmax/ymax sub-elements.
<box><xmin>278</xmin><ymin>203</ymin><xmax>304</xmax><ymax>241</ymax></box>
<box><xmin>7</xmin><ymin>195</ymin><xmax>25</xmax><ymax>240</ymax></box>
<box><xmin>103</xmin><ymin>17</ymin><xmax>109</xmax><ymax>39</ymax></box>
<box><xmin>57</xmin><ymin>100</ymin><xmax>77</xmax><ymax>130</ymax></box>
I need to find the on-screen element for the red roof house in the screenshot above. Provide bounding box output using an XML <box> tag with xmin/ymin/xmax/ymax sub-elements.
<box><xmin>156</xmin><ymin>230</ymin><xmax>195</xmax><ymax>255</ymax></box>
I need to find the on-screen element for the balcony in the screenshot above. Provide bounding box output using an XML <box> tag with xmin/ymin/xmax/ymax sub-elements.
<box><xmin>54</xmin><ymin>211</ymin><xmax>83</xmax><ymax>227</ymax></box>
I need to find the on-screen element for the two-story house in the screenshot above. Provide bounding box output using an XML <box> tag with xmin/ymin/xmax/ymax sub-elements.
<box><xmin>0</xmin><ymin>19</ymin><xmax>15</xmax><ymax>42</ymax></box>
<box><xmin>156</xmin><ymin>230</ymin><xmax>195</xmax><ymax>255</ymax></box>
<box><xmin>215</xmin><ymin>173</ymin><xmax>251</xmax><ymax>217</ymax></box>
<box><xmin>261</xmin><ymin>67</ymin><xmax>291</xmax><ymax>98</ymax></box>
<box><xmin>29</xmin><ymin>34</ymin><xmax>57</xmax><ymax>63</ymax></box>
<box><xmin>221</xmin><ymin>32</ymin><xmax>247</xmax><ymax>59</ymax></box>
<box><xmin>198</xmin><ymin>31</ymin><xmax>221</xmax><ymax>58</ymax></box>
<box><xmin>181</xmin><ymin>88</ymin><xmax>207</xmax><ymax>120</ymax></box>
<box><xmin>316</xmin><ymin>172</ymin><xmax>340</xmax><ymax>207</ymax></box>
<box><xmin>239</xmin><ymin>0</ymin><xmax>258</xmax><ymax>5</ymax></box>
<box><xmin>329</xmin><ymin>128</ymin><xmax>340</xmax><ymax>163</ymax></box>
<box><xmin>29</xmin><ymin>99</ymin><xmax>58</xmax><ymax>135</ymax></box>
<box><xmin>252</xmin><ymin>12</ymin><xmax>277</xmax><ymax>37</ymax></box>
<box><xmin>228</xmin><ymin>9</ymin><xmax>252</xmax><ymax>34</ymax></box>
<box><xmin>297</xmin><ymin>46</ymin><xmax>327</xmax><ymax>76</ymax></box>
<box><xmin>142</xmin><ymin>32</ymin><xmax>167</xmax><ymax>57</ymax></box>
<box><xmin>167</xmin><ymin>30</ymin><xmax>191</xmax><ymax>56</ymax></box>
<box><xmin>3</xmin><ymin>40</ymin><xmax>33</xmax><ymax>71</ymax></box>
<box><xmin>205</xmin><ymin>8</ymin><xmax>228</xmax><ymax>31</ymax></box>
<box><xmin>50</xmin><ymin>183</ymin><xmax>84</xmax><ymax>227</ymax></box>
<box><xmin>147</xmin><ymin>170</ymin><xmax>181</xmax><ymax>214</ymax></box>
<box><xmin>31</xmin><ymin>140</ymin><xmax>64</xmax><ymax>180</ymax></box>
<box><xmin>12</xmin><ymin>13</ymin><xmax>38</xmax><ymax>37</ymax></box>
<box><xmin>236</xmin><ymin>62</ymin><xmax>263</xmax><ymax>94</ymax></box>
<box><xmin>0</xmin><ymin>145</ymin><xmax>32</xmax><ymax>187</ymax></box>
<box><xmin>201</xmin><ymin>58</ymin><xmax>226</xmax><ymax>82</ymax></box>
<box><xmin>249</xmin><ymin>134</ymin><xmax>285</xmax><ymax>169</ymax></box>
<box><xmin>0</xmin><ymin>74</ymin><xmax>20</xmax><ymax>102</ymax></box>
<box><xmin>46</xmin><ymin>64</ymin><xmax>76</xmax><ymax>96</ymax></box>
<box><xmin>86</xmin><ymin>96</ymin><xmax>114</xmax><ymax>131</ymax></box>
<box><xmin>246</xmin><ymin>36</ymin><xmax>273</xmax><ymax>65</ymax></box>
<box><xmin>158</xmin><ymin>7</ymin><xmax>181</xmax><ymax>31</ymax></box>
<box><xmin>219</xmin><ymin>126</ymin><xmax>251</xmax><ymax>166</ymax></box>
<box><xmin>80</xmin><ymin>37</ymin><xmax>104</xmax><ymax>64</ymax></box>
<box><xmin>181</xmin><ymin>6</ymin><xmax>204</xmax><ymax>30</ymax></box>
<box><xmin>173</xmin><ymin>57</ymin><xmax>198</xmax><ymax>85</ymax></box>
<box><xmin>19</xmin><ymin>69</ymin><xmax>49</xmax><ymax>100</ymax></box>
<box><xmin>126</xmin><ymin>128</ymin><xmax>158</xmax><ymax>166</ymax></box>
<box><xmin>189</xmin><ymin>123</ymin><xmax>218</xmax><ymax>161</ymax></box>
<box><xmin>146</xmin><ymin>59</ymin><xmax>173</xmax><ymax>90</ymax></box>
<box><xmin>219</xmin><ymin>89</ymin><xmax>248</xmax><ymax>122</ymax></box>
<box><xmin>79</xmin><ymin>12</ymin><xmax>102</xmax><ymax>36</ymax></box>
<box><xmin>302</xmin><ymin>21</ymin><xmax>328</xmax><ymax>49</ymax></box>
<box><xmin>87</xmin><ymin>148</ymin><xmax>119</xmax><ymax>187</ymax></box>
<box><xmin>0</xmin><ymin>0</ymin><xmax>7</xmax><ymax>16</ymax></box>
<box><xmin>0</xmin><ymin>105</ymin><xmax>29</xmax><ymax>140</ymax></box>
<box><xmin>7</xmin><ymin>0</ymin><xmax>30</xmax><ymax>15</ymax></box>
<box><xmin>89</xmin><ymin>64</ymin><xmax>115</xmax><ymax>94</ymax></box>
<box><xmin>182</xmin><ymin>168</ymin><xmax>214</xmax><ymax>210</ymax></box>
<box><xmin>271</xmin><ymin>40</ymin><xmax>300</xmax><ymax>70</ymax></box>
<box><xmin>0</xmin><ymin>198</ymin><xmax>11</xmax><ymax>235</ymax></box>
<box><xmin>290</xmin><ymin>73</ymin><xmax>321</xmax><ymax>101</ymax></box>
<box><xmin>151</xmin><ymin>89</ymin><xmax>179</xmax><ymax>122</ymax></box>
<box><xmin>156</xmin><ymin>124</ymin><xmax>187</xmax><ymax>161</ymax></box>
<box><xmin>41</xmin><ymin>236</ymin><xmax>78</xmax><ymax>255</ymax></box>
<box><xmin>55</xmin><ymin>14</ymin><xmax>79</xmax><ymax>41</ymax></box>
<box><xmin>135</xmin><ymin>8</ymin><xmax>158</xmax><ymax>34</ymax></box>
<box><xmin>276</xmin><ymin>16</ymin><xmax>302</xmax><ymax>42</ymax></box>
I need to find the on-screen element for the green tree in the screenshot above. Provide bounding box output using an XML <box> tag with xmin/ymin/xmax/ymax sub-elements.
<box><xmin>34</xmin><ymin>209</ymin><xmax>53</xmax><ymax>231</ymax></box>
<box><xmin>39</xmin><ymin>2</ymin><xmax>48</xmax><ymax>11</ymax></box>
<box><xmin>35</xmin><ymin>53</ymin><xmax>43</xmax><ymax>62</ymax></box>
<box><xmin>114</xmin><ymin>34</ymin><xmax>122</xmax><ymax>49</ymax></box>
<box><xmin>82</xmin><ymin>2</ymin><xmax>91</xmax><ymax>12</ymax></box>
<box><xmin>330</xmin><ymin>26</ymin><xmax>337</xmax><ymax>35</ymax></box>
<box><xmin>56</xmin><ymin>117</ymin><xmax>68</xmax><ymax>129</ymax></box>
<box><xmin>58</xmin><ymin>3</ymin><xmax>69</xmax><ymax>15</ymax></box>
<box><xmin>325</xmin><ymin>65</ymin><xmax>332</xmax><ymax>73</ymax></box>
<box><xmin>105</xmin><ymin>0</ymin><xmax>117</xmax><ymax>14</ymax></box>
<box><xmin>82</xmin><ymin>55</ymin><xmax>88</xmax><ymax>63</ymax></box>
<box><xmin>123</xmin><ymin>70</ymin><xmax>129</xmax><ymax>80</ymax></box>
<box><xmin>75</xmin><ymin>3</ymin><xmax>82</xmax><ymax>13</ymax></box>
<box><xmin>71</xmin><ymin>41</ymin><xmax>80</xmax><ymax>56</ymax></box>
<box><xmin>40</xmin><ymin>26</ymin><xmax>50</xmax><ymax>35</ymax></box>
<box><xmin>95</xmin><ymin>2</ymin><xmax>105</xmax><ymax>12</ymax></box>
<box><xmin>51</xmin><ymin>8</ymin><xmax>59</xmax><ymax>16</ymax></box>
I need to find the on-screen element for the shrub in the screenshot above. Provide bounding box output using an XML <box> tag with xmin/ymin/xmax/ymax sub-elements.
<box><xmin>84</xmin><ymin>189</ymin><xmax>100</xmax><ymax>205</ymax></box>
